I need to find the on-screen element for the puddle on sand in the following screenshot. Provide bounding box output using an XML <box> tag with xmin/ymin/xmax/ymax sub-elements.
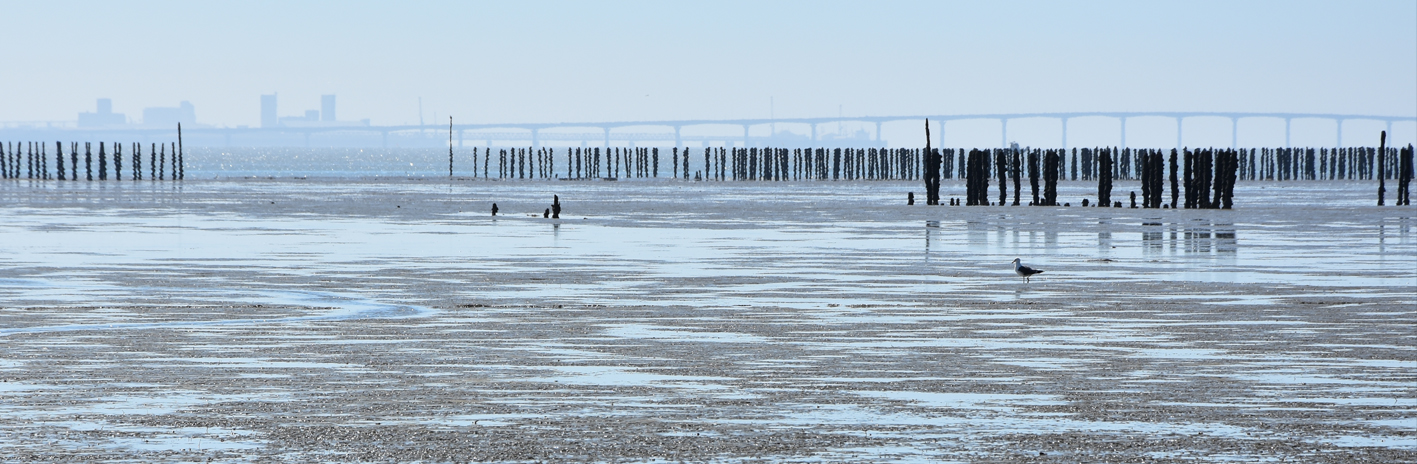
<box><xmin>0</xmin><ymin>278</ymin><xmax>435</xmax><ymax>337</ymax></box>
<box><xmin>529</xmin><ymin>365</ymin><xmax>736</xmax><ymax>389</ymax></box>
<box><xmin>603</xmin><ymin>323</ymin><xmax>767</xmax><ymax>344</ymax></box>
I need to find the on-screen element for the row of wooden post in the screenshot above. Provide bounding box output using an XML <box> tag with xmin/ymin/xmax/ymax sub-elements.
<box><xmin>0</xmin><ymin>141</ymin><xmax>183</xmax><ymax>181</ymax></box>
<box><xmin>955</xmin><ymin>146</ymin><xmax>1257</xmax><ymax>209</ymax></box>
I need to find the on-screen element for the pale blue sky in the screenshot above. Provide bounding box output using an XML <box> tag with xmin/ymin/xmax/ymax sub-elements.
<box><xmin>2</xmin><ymin>0</ymin><xmax>1414</xmax><ymax>146</ymax></box>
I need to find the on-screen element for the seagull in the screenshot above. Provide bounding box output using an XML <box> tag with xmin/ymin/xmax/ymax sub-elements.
<box><xmin>1012</xmin><ymin>258</ymin><xmax>1044</xmax><ymax>283</ymax></box>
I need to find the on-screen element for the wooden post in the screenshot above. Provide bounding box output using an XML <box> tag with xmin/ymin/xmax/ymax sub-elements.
<box><xmin>449</xmin><ymin>117</ymin><xmax>454</xmax><ymax>177</ymax></box>
<box><xmin>1378</xmin><ymin>131</ymin><xmax>1387</xmax><ymax>205</ymax></box>
<box><xmin>114</xmin><ymin>142</ymin><xmax>122</xmax><ymax>181</ymax></box>
<box><xmin>178</xmin><ymin>124</ymin><xmax>184</xmax><ymax>180</ymax></box>
<box><xmin>56</xmin><ymin>142</ymin><xmax>66</xmax><ymax>181</ymax></box>
<box><xmin>98</xmin><ymin>142</ymin><xmax>107</xmax><ymax>180</ymax></box>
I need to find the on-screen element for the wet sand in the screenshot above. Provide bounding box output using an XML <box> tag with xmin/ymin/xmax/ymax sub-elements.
<box><xmin>1</xmin><ymin>178</ymin><xmax>1414</xmax><ymax>462</ymax></box>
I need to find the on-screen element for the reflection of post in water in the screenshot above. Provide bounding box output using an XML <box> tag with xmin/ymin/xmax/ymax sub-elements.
<box><xmin>1181</xmin><ymin>221</ymin><xmax>1238</xmax><ymax>255</ymax></box>
<box><xmin>1097</xmin><ymin>220</ymin><xmax>1112</xmax><ymax>251</ymax></box>
<box><xmin>1214</xmin><ymin>224</ymin><xmax>1237</xmax><ymax>254</ymax></box>
<box><xmin>1185</xmin><ymin>224</ymin><xmax>1210</xmax><ymax>254</ymax></box>
<box><xmin>1169</xmin><ymin>223</ymin><xmax>1179</xmax><ymax>253</ymax></box>
<box><xmin>924</xmin><ymin>221</ymin><xmax>939</xmax><ymax>258</ymax></box>
<box><xmin>1142</xmin><ymin>221</ymin><xmax>1164</xmax><ymax>255</ymax></box>
<box><xmin>966</xmin><ymin>220</ymin><xmax>988</xmax><ymax>248</ymax></box>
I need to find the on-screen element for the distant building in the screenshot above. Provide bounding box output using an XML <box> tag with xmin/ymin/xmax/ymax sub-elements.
<box><xmin>321</xmin><ymin>95</ymin><xmax>336</xmax><ymax>122</ymax></box>
<box><xmin>261</xmin><ymin>94</ymin><xmax>278</xmax><ymax>128</ymax></box>
<box><xmin>77</xmin><ymin>98</ymin><xmax>127</xmax><ymax>127</ymax></box>
<box><xmin>142</xmin><ymin>101</ymin><xmax>196</xmax><ymax>127</ymax></box>
<box><xmin>258</xmin><ymin>93</ymin><xmax>367</xmax><ymax>128</ymax></box>
<box><xmin>279</xmin><ymin>110</ymin><xmax>321</xmax><ymax>126</ymax></box>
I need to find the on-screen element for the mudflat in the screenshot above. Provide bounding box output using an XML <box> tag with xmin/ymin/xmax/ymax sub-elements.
<box><xmin>1</xmin><ymin>178</ymin><xmax>1413</xmax><ymax>462</ymax></box>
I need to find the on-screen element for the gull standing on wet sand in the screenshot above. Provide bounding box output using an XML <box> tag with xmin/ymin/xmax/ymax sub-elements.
<box><xmin>1012</xmin><ymin>258</ymin><xmax>1043</xmax><ymax>283</ymax></box>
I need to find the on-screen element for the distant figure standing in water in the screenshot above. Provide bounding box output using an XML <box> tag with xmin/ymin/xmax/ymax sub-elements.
<box><xmin>491</xmin><ymin>203</ymin><xmax>499</xmax><ymax>216</ymax></box>
<box><xmin>1012</xmin><ymin>258</ymin><xmax>1044</xmax><ymax>283</ymax></box>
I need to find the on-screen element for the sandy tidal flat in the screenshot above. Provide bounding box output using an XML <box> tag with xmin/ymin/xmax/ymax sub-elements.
<box><xmin>1</xmin><ymin>178</ymin><xmax>1414</xmax><ymax>462</ymax></box>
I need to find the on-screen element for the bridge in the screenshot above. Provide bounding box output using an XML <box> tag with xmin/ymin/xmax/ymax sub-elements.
<box><xmin>4</xmin><ymin>112</ymin><xmax>1413</xmax><ymax>149</ymax></box>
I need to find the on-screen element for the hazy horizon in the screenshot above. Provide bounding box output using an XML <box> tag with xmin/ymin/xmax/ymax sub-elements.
<box><xmin>2</xmin><ymin>0</ymin><xmax>1415</xmax><ymax>147</ymax></box>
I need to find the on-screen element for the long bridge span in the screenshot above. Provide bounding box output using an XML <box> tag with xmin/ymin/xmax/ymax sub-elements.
<box><xmin>4</xmin><ymin>112</ymin><xmax>1413</xmax><ymax>149</ymax></box>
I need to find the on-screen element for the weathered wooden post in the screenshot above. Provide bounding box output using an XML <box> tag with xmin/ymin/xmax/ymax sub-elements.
<box><xmin>1398</xmin><ymin>144</ymin><xmax>1413</xmax><ymax>205</ymax></box>
<box><xmin>70</xmin><ymin>142</ymin><xmax>78</xmax><ymax>180</ymax></box>
<box><xmin>85</xmin><ymin>142</ymin><xmax>93</xmax><ymax>181</ymax></box>
<box><xmin>1139</xmin><ymin>150</ymin><xmax>1151</xmax><ymax>207</ymax></box>
<box><xmin>1183</xmin><ymin>149</ymin><xmax>1194</xmax><ymax>208</ymax></box>
<box><xmin>1011</xmin><ymin>147</ymin><xmax>1022</xmax><ymax>206</ymax></box>
<box><xmin>1028</xmin><ymin>149</ymin><xmax>1039</xmax><ymax>205</ymax></box>
<box><xmin>98</xmin><ymin>142</ymin><xmax>108</xmax><ymax>180</ymax></box>
<box><xmin>55</xmin><ymin>142</ymin><xmax>66</xmax><ymax>181</ymax></box>
<box><xmin>924</xmin><ymin>119</ymin><xmax>941</xmax><ymax>205</ymax></box>
<box><xmin>996</xmin><ymin>149</ymin><xmax>1008</xmax><ymax>206</ymax></box>
<box><xmin>1098</xmin><ymin>148</ymin><xmax>1112</xmax><ymax>207</ymax></box>
<box><xmin>447</xmin><ymin>117</ymin><xmax>453</xmax><ymax>177</ymax></box>
<box><xmin>114</xmin><ymin>143</ymin><xmax>122</xmax><ymax>181</ymax></box>
<box><xmin>1044</xmin><ymin>149</ymin><xmax>1058</xmax><ymax>206</ymax></box>
<box><xmin>177</xmin><ymin>125</ymin><xmax>184</xmax><ymax>180</ymax></box>
<box><xmin>1378</xmin><ymin>131</ymin><xmax>1387</xmax><ymax>205</ymax></box>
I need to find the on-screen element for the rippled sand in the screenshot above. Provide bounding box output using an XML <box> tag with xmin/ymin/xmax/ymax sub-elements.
<box><xmin>1</xmin><ymin>178</ymin><xmax>1413</xmax><ymax>462</ymax></box>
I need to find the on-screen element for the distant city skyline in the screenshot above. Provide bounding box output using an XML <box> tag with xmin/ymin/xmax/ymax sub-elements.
<box><xmin>2</xmin><ymin>1</ymin><xmax>1414</xmax><ymax>146</ymax></box>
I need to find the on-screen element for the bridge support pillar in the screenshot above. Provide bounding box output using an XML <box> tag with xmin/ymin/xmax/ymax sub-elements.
<box><xmin>1176</xmin><ymin>117</ymin><xmax>1183</xmax><ymax>150</ymax></box>
<box><xmin>1001</xmin><ymin>118</ymin><xmax>1008</xmax><ymax>148</ymax></box>
<box><xmin>1231</xmin><ymin>117</ymin><xmax>1238</xmax><ymax>149</ymax></box>
<box><xmin>1120</xmin><ymin>116</ymin><xmax>1127</xmax><ymax>149</ymax></box>
<box><xmin>1336</xmin><ymin>119</ymin><xmax>1343</xmax><ymax>148</ymax></box>
<box><xmin>1060</xmin><ymin>117</ymin><xmax>1067</xmax><ymax>149</ymax></box>
<box><xmin>603</xmin><ymin>127</ymin><xmax>610</xmax><ymax>148</ymax></box>
<box><xmin>674</xmin><ymin>126</ymin><xmax>682</xmax><ymax>150</ymax></box>
<box><xmin>875</xmin><ymin>121</ymin><xmax>882</xmax><ymax>142</ymax></box>
<box><xmin>1285</xmin><ymin>118</ymin><xmax>1292</xmax><ymax>148</ymax></box>
<box><xmin>742</xmin><ymin>125</ymin><xmax>749</xmax><ymax>147</ymax></box>
<box><xmin>532</xmin><ymin>128</ymin><xmax>540</xmax><ymax>151</ymax></box>
<box><xmin>810</xmin><ymin>124</ymin><xmax>817</xmax><ymax>147</ymax></box>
